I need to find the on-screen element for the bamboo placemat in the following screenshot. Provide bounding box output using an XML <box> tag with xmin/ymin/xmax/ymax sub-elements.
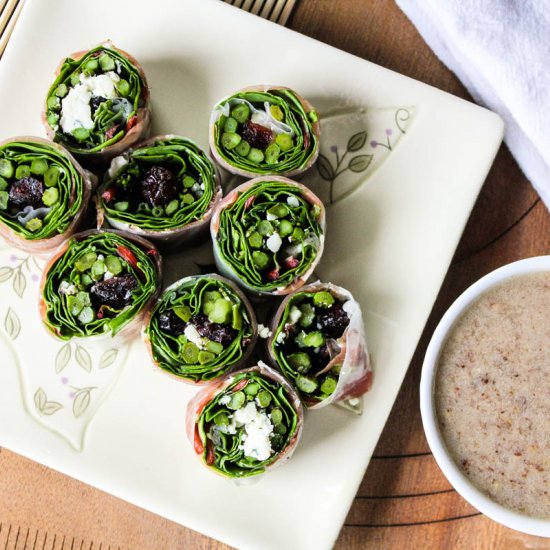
<box><xmin>0</xmin><ymin>0</ymin><xmax>24</xmax><ymax>58</ymax></box>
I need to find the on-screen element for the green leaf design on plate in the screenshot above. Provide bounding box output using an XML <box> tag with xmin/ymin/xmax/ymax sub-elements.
<box><xmin>316</xmin><ymin>153</ymin><xmax>335</xmax><ymax>181</ymax></box>
<box><xmin>12</xmin><ymin>269</ymin><xmax>26</xmax><ymax>298</ymax></box>
<box><xmin>42</xmin><ymin>401</ymin><xmax>63</xmax><ymax>415</ymax></box>
<box><xmin>75</xmin><ymin>346</ymin><xmax>92</xmax><ymax>372</ymax></box>
<box><xmin>348</xmin><ymin>155</ymin><xmax>373</xmax><ymax>173</ymax></box>
<box><xmin>55</xmin><ymin>343</ymin><xmax>72</xmax><ymax>373</ymax></box>
<box><xmin>347</xmin><ymin>130</ymin><xmax>367</xmax><ymax>152</ymax></box>
<box><xmin>34</xmin><ymin>387</ymin><xmax>63</xmax><ymax>416</ymax></box>
<box><xmin>34</xmin><ymin>387</ymin><xmax>47</xmax><ymax>411</ymax></box>
<box><xmin>99</xmin><ymin>348</ymin><xmax>118</xmax><ymax>369</ymax></box>
<box><xmin>0</xmin><ymin>266</ymin><xmax>13</xmax><ymax>282</ymax></box>
<box><xmin>4</xmin><ymin>308</ymin><xmax>21</xmax><ymax>340</ymax></box>
<box><xmin>73</xmin><ymin>387</ymin><xmax>95</xmax><ymax>418</ymax></box>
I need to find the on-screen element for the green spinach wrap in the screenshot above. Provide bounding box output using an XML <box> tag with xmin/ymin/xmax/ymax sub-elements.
<box><xmin>40</xmin><ymin>230</ymin><xmax>161</xmax><ymax>340</ymax></box>
<box><xmin>144</xmin><ymin>274</ymin><xmax>257</xmax><ymax>383</ymax></box>
<box><xmin>43</xmin><ymin>41</ymin><xmax>151</xmax><ymax>163</ymax></box>
<box><xmin>267</xmin><ymin>282</ymin><xmax>372</xmax><ymax>413</ymax></box>
<box><xmin>209</xmin><ymin>85</ymin><xmax>320</xmax><ymax>178</ymax></box>
<box><xmin>211</xmin><ymin>176</ymin><xmax>326</xmax><ymax>297</ymax></box>
<box><xmin>97</xmin><ymin>135</ymin><xmax>221</xmax><ymax>246</ymax></box>
<box><xmin>0</xmin><ymin>136</ymin><xmax>93</xmax><ymax>255</ymax></box>
<box><xmin>186</xmin><ymin>362</ymin><xmax>303</xmax><ymax>478</ymax></box>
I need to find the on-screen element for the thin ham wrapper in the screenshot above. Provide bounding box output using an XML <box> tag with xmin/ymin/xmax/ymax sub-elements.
<box><xmin>143</xmin><ymin>273</ymin><xmax>257</xmax><ymax>384</ymax></box>
<box><xmin>43</xmin><ymin>41</ymin><xmax>151</xmax><ymax>165</ymax></box>
<box><xmin>186</xmin><ymin>362</ymin><xmax>304</xmax><ymax>479</ymax></box>
<box><xmin>0</xmin><ymin>137</ymin><xmax>94</xmax><ymax>256</ymax></box>
<box><xmin>96</xmin><ymin>135</ymin><xmax>221</xmax><ymax>247</ymax></box>
<box><xmin>210</xmin><ymin>176</ymin><xmax>326</xmax><ymax>297</ymax></box>
<box><xmin>39</xmin><ymin>229</ymin><xmax>161</xmax><ymax>341</ymax></box>
<box><xmin>267</xmin><ymin>281</ymin><xmax>372</xmax><ymax>413</ymax></box>
<box><xmin>209</xmin><ymin>85</ymin><xmax>320</xmax><ymax>179</ymax></box>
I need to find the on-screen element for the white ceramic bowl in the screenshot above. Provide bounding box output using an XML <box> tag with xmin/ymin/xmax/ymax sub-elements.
<box><xmin>420</xmin><ymin>255</ymin><xmax>550</xmax><ymax>537</ymax></box>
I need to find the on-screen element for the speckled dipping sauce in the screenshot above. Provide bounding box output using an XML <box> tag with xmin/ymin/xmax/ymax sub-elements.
<box><xmin>435</xmin><ymin>271</ymin><xmax>550</xmax><ymax>518</ymax></box>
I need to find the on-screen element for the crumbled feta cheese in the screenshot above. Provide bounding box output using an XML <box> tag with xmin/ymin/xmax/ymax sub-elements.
<box><xmin>97</xmin><ymin>254</ymin><xmax>104</xmax><ymax>261</ymax></box>
<box><xmin>235</xmin><ymin>402</ymin><xmax>274</xmax><ymax>461</ymax></box>
<box><xmin>60</xmin><ymin>72</ymin><xmax>121</xmax><ymax>134</ymax></box>
<box><xmin>258</xmin><ymin>324</ymin><xmax>272</xmax><ymax>339</ymax></box>
<box><xmin>60</xmin><ymin>85</ymin><xmax>93</xmax><ymax>133</ymax></box>
<box><xmin>200</xmin><ymin>183</ymin><xmax>205</xmax><ymax>190</ymax></box>
<box><xmin>266</xmin><ymin>213</ymin><xmax>277</xmax><ymax>221</ymax></box>
<box><xmin>108</xmin><ymin>155</ymin><xmax>128</xmax><ymax>178</ymax></box>
<box><xmin>342</xmin><ymin>300</ymin><xmax>354</xmax><ymax>315</ymax></box>
<box><xmin>104</xmin><ymin>271</ymin><xmax>114</xmax><ymax>280</ymax></box>
<box><xmin>58</xmin><ymin>281</ymin><xmax>77</xmax><ymax>295</ymax></box>
<box><xmin>266</xmin><ymin>233</ymin><xmax>282</xmax><ymax>253</ymax></box>
<box><xmin>276</xmin><ymin>331</ymin><xmax>286</xmax><ymax>345</ymax></box>
<box><xmin>219</xmin><ymin>394</ymin><xmax>231</xmax><ymax>406</ymax></box>
<box><xmin>286</xmin><ymin>195</ymin><xmax>300</xmax><ymax>208</ymax></box>
<box><xmin>289</xmin><ymin>306</ymin><xmax>302</xmax><ymax>324</ymax></box>
<box><xmin>191</xmin><ymin>183</ymin><xmax>200</xmax><ymax>193</ymax></box>
<box><xmin>184</xmin><ymin>325</ymin><xmax>205</xmax><ymax>349</ymax></box>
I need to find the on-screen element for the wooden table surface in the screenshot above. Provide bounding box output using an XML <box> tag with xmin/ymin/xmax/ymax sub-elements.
<box><xmin>1</xmin><ymin>1</ymin><xmax>550</xmax><ymax>549</ymax></box>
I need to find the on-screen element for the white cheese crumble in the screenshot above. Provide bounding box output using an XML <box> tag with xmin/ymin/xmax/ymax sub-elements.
<box><xmin>219</xmin><ymin>394</ymin><xmax>231</xmax><ymax>406</ymax></box>
<box><xmin>219</xmin><ymin>402</ymin><xmax>274</xmax><ymax>461</ymax></box>
<box><xmin>107</xmin><ymin>155</ymin><xmax>128</xmax><ymax>178</ymax></box>
<box><xmin>266</xmin><ymin>212</ymin><xmax>277</xmax><ymax>221</ymax></box>
<box><xmin>60</xmin><ymin>72</ymin><xmax>121</xmax><ymax>134</ymax></box>
<box><xmin>184</xmin><ymin>325</ymin><xmax>205</xmax><ymax>349</ymax></box>
<box><xmin>257</xmin><ymin>324</ymin><xmax>272</xmax><ymax>339</ymax></box>
<box><xmin>266</xmin><ymin>233</ymin><xmax>282</xmax><ymax>253</ymax></box>
<box><xmin>342</xmin><ymin>300</ymin><xmax>354</xmax><ymax>315</ymax></box>
<box><xmin>289</xmin><ymin>306</ymin><xmax>302</xmax><ymax>324</ymax></box>
<box><xmin>104</xmin><ymin>271</ymin><xmax>114</xmax><ymax>280</ymax></box>
<box><xmin>276</xmin><ymin>331</ymin><xmax>286</xmax><ymax>344</ymax></box>
<box><xmin>58</xmin><ymin>281</ymin><xmax>77</xmax><ymax>295</ymax></box>
<box><xmin>286</xmin><ymin>195</ymin><xmax>300</xmax><ymax>208</ymax></box>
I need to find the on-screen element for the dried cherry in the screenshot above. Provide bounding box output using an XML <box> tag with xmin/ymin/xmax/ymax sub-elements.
<box><xmin>90</xmin><ymin>273</ymin><xmax>137</xmax><ymax>309</ymax></box>
<box><xmin>241</xmin><ymin>120</ymin><xmax>274</xmax><ymax>150</ymax></box>
<box><xmin>318</xmin><ymin>303</ymin><xmax>349</xmax><ymax>339</ymax></box>
<box><xmin>9</xmin><ymin>176</ymin><xmax>44</xmax><ymax>207</ymax></box>
<box><xmin>141</xmin><ymin>165</ymin><xmax>179</xmax><ymax>207</ymax></box>
<box><xmin>192</xmin><ymin>314</ymin><xmax>237</xmax><ymax>346</ymax></box>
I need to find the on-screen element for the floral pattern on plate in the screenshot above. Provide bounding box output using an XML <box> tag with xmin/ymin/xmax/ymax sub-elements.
<box><xmin>301</xmin><ymin>107</ymin><xmax>416</xmax><ymax>204</ymax></box>
<box><xmin>0</xmin><ymin>245</ymin><xmax>128</xmax><ymax>450</ymax></box>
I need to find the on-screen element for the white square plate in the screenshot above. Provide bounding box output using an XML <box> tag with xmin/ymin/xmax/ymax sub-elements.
<box><xmin>0</xmin><ymin>1</ymin><xmax>503</xmax><ymax>549</ymax></box>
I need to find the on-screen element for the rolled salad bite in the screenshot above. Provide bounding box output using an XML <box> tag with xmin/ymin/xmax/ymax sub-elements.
<box><xmin>186</xmin><ymin>362</ymin><xmax>303</xmax><ymax>478</ymax></box>
<box><xmin>97</xmin><ymin>135</ymin><xmax>221</xmax><ymax>246</ymax></box>
<box><xmin>209</xmin><ymin>85</ymin><xmax>320</xmax><ymax>178</ymax></box>
<box><xmin>210</xmin><ymin>176</ymin><xmax>325</xmax><ymax>297</ymax></box>
<box><xmin>0</xmin><ymin>137</ymin><xmax>93</xmax><ymax>255</ymax></box>
<box><xmin>267</xmin><ymin>282</ymin><xmax>372</xmax><ymax>412</ymax></box>
<box><xmin>40</xmin><ymin>230</ymin><xmax>161</xmax><ymax>340</ymax></box>
<box><xmin>43</xmin><ymin>42</ymin><xmax>151</xmax><ymax>163</ymax></box>
<box><xmin>144</xmin><ymin>274</ymin><xmax>257</xmax><ymax>383</ymax></box>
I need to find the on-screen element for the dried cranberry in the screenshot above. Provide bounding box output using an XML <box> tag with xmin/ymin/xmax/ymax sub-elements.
<box><xmin>241</xmin><ymin>120</ymin><xmax>274</xmax><ymax>150</ymax></box>
<box><xmin>90</xmin><ymin>274</ymin><xmax>137</xmax><ymax>309</ymax></box>
<box><xmin>318</xmin><ymin>303</ymin><xmax>349</xmax><ymax>338</ymax></box>
<box><xmin>9</xmin><ymin>176</ymin><xmax>44</xmax><ymax>207</ymax></box>
<box><xmin>141</xmin><ymin>165</ymin><xmax>179</xmax><ymax>207</ymax></box>
<box><xmin>192</xmin><ymin>314</ymin><xmax>237</xmax><ymax>346</ymax></box>
<box><xmin>90</xmin><ymin>96</ymin><xmax>107</xmax><ymax>113</ymax></box>
<box><xmin>284</xmin><ymin>256</ymin><xmax>299</xmax><ymax>269</ymax></box>
<box><xmin>105</xmin><ymin>124</ymin><xmax>121</xmax><ymax>141</ymax></box>
<box><xmin>159</xmin><ymin>311</ymin><xmax>187</xmax><ymax>336</ymax></box>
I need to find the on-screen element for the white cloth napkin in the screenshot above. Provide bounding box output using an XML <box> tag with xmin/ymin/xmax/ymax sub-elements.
<box><xmin>396</xmin><ymin>0</ymin><xmax>550</xmax><ymax>209</ymax></box>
